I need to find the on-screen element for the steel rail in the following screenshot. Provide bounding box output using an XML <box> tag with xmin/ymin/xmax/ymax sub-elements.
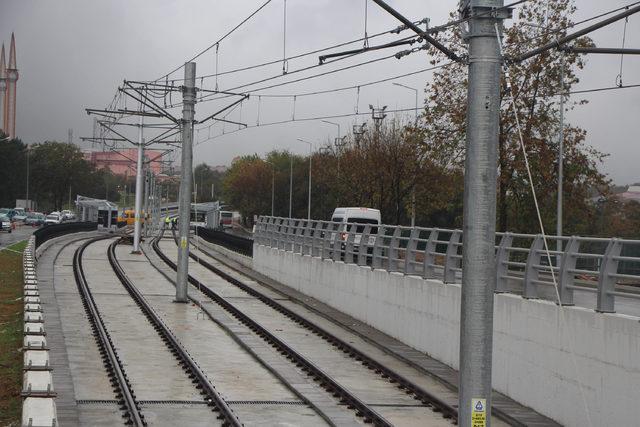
<box><xmin>73</xmin><ymin>236</ymin><xmax>146</xmax><ymax>426</ymax></box>
<box><xmin>153</xmin><ymin>233</ymin><xmax>395</xmax><ymax>426</ymax></box>
<box><xmin>106</xmin><ymin>239</ymin><xmax>243</xmax><ymax>427</ymax></box>
<box><xmin>161</xmin><ymin>231</ymin><xmax>458</xmax><ymax>423</ymax></box>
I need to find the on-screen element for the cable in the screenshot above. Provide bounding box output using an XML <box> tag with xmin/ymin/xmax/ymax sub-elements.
<box><xmin>616</xmin><ymin>14</ymin><xmax>629</xmax><ymax>87</ymax></box>
<box><xmin>155</xmin><ymin>0</ymin><xmax>274</xmax><ymax>81</ymax></box>
<box><xmin>194</xmin><ymin>106</ymin><xmax>419</xmax><ymax>146</ymax></box>
<box><xmin>254</xmin><ymin>62</ymin><xmax>453</xmax><ymax>98</ymax></box>
<box><xmin>496</xmin><ymin>23</ymin><xmax>593</xmax><ymax>427</ymax></box>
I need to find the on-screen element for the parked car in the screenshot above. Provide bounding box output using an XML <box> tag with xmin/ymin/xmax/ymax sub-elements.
<box><xmin>61</xmin><ymin>210</ymin><xmax>76</xmax><ymax>221</ymax></box>
<box><xmin>0</xmin><ymin>208</ymin><xmax>18</xmax><ymax>221</ymax></box>
<box><xmin>45</xmin><ymin>213</ymin><xmax>63</xmax><ymax>225</ymax></box>
<box><xmin>25</xmin><ymin>212</ymin><xmax>46</xmax><ymax>226</ymax></box>
<box><xmin>0</xmin><ymin>214</ymin><xmax>11</xmax><ymax>233</ymax></box>
<box><xmin>12</xmin><ymin>207</ymin><xmax>27</xmax><ymax>222</ymax></box>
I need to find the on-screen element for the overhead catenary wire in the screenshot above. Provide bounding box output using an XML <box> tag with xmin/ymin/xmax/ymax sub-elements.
<box><xmin>194</xmin><ymin>106</ymin><xmax>419</xmax><ymax>147</ymax></box>
<box><xmin>155</xmin><ymin>0</ymin><xmax>274</xmax><ymax>81</ymax></box>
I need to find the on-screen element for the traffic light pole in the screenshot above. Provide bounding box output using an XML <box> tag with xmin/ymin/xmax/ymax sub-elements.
<box><xmin>175</xmin><ymin>62</ymin><xmax>196</xmax><ymax>303</ymax></box>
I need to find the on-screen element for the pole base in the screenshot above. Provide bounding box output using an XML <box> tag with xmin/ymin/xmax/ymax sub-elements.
<box><xmin>130</xmin><ymin>250</ymin><xmax>142</xmax><ymax>255</ymax></box>
<box><xmin>172</xmin><ymin>299</ymin><xmax>188</xmax><ymax>304</ymax></box>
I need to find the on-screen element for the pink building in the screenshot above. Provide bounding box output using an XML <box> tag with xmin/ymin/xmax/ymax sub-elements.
<box><xmin>84</xmin><ymin>149</ymin><xmax>165</xmax><ymax>177</ymax></box>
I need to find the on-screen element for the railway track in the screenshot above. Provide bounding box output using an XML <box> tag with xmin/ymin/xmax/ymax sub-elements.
<box><xmin>107</xmin><ymin>239</ymin><xmax>243</xmax><ymax>427</ymax></box>
<box><xmin>154</xmin><ymin>231</ymin><xmax>459</xmax><ymax>425</ymax></box>
<box><xmin>74</xmin><ymin>235</ymin><xmax>243</xmax><ymax>426</ymax></box>
<box><xmin>73</xmin><ymin>236</ymin><xmax>146</xmax><ymax>426</ymax></box>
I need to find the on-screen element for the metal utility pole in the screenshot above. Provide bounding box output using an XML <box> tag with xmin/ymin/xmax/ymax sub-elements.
<box><xmin>297</xmin><ymin>138</ymin><xmax>313</xmax><ymax>220</ymax></box>
<box><xmin>271</xmin><ymin>168</ymin><xmax>275</xmax><ymax>216</ymax></box>
<box><xmin>557</xmin><ymin>54</ymin><xmax>564</xmax><ymax>253</ymax></box>
<box><xmin>289</xmin><ymin>155</ymin><xmax>293</xmax><ymax>218</ymax></box>
<box><xmin>458</xmin><ymin>1</ymin><xmax>509</xmax><ymax>425</ymax></box>
<box><xmin>132</xmin><ymin>115</ymin><xmax>144</xmax><ymax>253</ymax></box>
<box><xmin>176</xmin><ymin>62</ymin><xmax>196</xmax><ymax>303</ymax></box>
<box><xmin>211</xmin><ymin>183</ymin><xmax>214</xmax><ymax>200</ymax></box>
<box><xmin>143</xmin><ymin>168</ymin><xmax>150</xmax><ymax>238</ymax></box>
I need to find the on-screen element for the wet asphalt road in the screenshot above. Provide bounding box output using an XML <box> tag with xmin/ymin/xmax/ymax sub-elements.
<box><xmin>0</xmin><ymin>224</ymin><xmax>36</xmax><ymax>251</ymax></box>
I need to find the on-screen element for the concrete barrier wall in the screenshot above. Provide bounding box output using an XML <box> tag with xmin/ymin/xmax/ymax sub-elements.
<box><xmin>253</xmin><ymin>244</ymin><xmax>639</xmax><ymax>427</ymax></box>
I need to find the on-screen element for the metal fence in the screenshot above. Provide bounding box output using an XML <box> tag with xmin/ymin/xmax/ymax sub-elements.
<box><xmin>194</xmin><ymin>226</ymin><xmax>253</xmax><ymax>257</ymax></box>
<box><xmin>33</xmin><ymin>221</ymin><xmax>98</xmax><ymax>248</ymax></box>
<box><xmin>253</xmin><ymin>216</ymin><xmax>640</xmax><ymax>313</ymax></box>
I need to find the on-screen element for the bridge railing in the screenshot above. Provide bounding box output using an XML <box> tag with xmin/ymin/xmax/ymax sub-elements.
<box><xmin>254</xmin><ymin>216</ymin><xmax>640</xmax><ymax>313</ymax></box>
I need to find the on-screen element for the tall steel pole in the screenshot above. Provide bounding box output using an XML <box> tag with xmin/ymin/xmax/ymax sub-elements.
<box><xmin>289</xmin><ymin>155</ymin><xmax>293</xmax><ymax>218</ymax></box>
<box><xmin>296</xmin><ymin>138</ymin><xmax>313</xmax><ymax>220</ymax></box>
<box><xmin>176</xmin><ymin>62</ymin><xmax>196</xmax><ymax>303</ymax></box>
<box><xmin>271</xmin><ymin>169</ymin><xmax>275</xmax><ymax>216</ymax></box>
<box><xmin>557</xmin><ymin>54</ymin><xmax>564</xmax><ymax>252</ymax></box>
<box><xmin>459</xmin><ymin>1</ymin><xmax>508</xmax><ymax>425</ymax></box>
<box><xmin>132</xmin><ymin>114</ymin><xmax>144</xmax><ymax>253</ymax></box>
<box><xmin>143</xmin><ymin>168</ymin><xmax>150</xmax><ymax>238</ymax></box>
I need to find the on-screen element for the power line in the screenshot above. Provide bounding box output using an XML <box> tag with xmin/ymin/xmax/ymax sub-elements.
<box><xmin>244</xmin><ymin>62</ymin><xmax>453</xmax><ymax>98</ymax></box>
<box><xmin>195</xmin><ymin>107</ymin><xmax>419</xmax><ymax>146</ymax></box>
<box><xmin>155</xmin><ymin>0</ymin><xmax>274</xmax><ymax>81</ymax></box>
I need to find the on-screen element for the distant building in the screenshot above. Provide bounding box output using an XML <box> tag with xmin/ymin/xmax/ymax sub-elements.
<box><xmin>84</xmin><ymin>149</ymin><xmax>165</xmax><ymax>177</ymax></box>
<box><xmin>0</xmin><ymin>33</ymin><xmax>18</xmax><ymax>139</ymax></box>
<box><xmin>620</xmin><ymin>185</ymin><xmax>640</xmax><ymax>203</ymax></box>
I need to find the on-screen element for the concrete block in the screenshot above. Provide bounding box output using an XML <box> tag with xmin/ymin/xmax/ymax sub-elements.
<box><xmin>24</xmin><ymin>350</ymin><xmax>50</xmax><ymax>370</ymax></box>
<box><xmin>24</xmin><ymin>296</ymin><xmax>41</xmax><ymax>304</ymax></box>
<box><xmin>21</xmin><ymin>397</ymin><xmax>57</xmax><ymax>427</ymax></box>
<box><xmin>24</xmin><ymin>323</ymin><xmax>46</xmax><ymax>335</ymax></box>
<box><xmin>24</xmin><ymin>304</ymin><xmax>42</xmax><ymax>312</ymax></box>
<box><xmin>24</xmin><ymin>335</ymin><xmax>47</xmax><ymax>350</ymax></box>
<box><xmin>24</xmin><ymin>290</ymin><xmax>39</xmax><ymax>297</ymax></box>
<box><xmin>24</xmin><ymin>312</ymin><xmax>43</xmax><ymax>323</ymax></box>
<box><xmin>22</xmin><ymin>371</ymin><xmax>55</xmax><ymax>396</ymax></box>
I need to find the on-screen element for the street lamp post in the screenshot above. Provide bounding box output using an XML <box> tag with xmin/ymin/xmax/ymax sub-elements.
<box><xmin>296</xmin><ymin>138</ymin><xmax>313</xmax><ymax>220</ymax></box>
<box><xmin>393</xmin><ymin>82</ymin><xmax>419</xmax><ymax>227</ymax></box>
<box><xmin>289</xmin><ymin>154</ymin><xmax>293</xmax><ymax>218</ymax></box>
<box><xmin>392</xmin><ymin>82</ymin><xmax>419</xmax><ymax>126</ymax></box>
<box><xmin>264</xmin><ymin>160</ymin><xmax>275</xmax><ymax>216</ymax></box>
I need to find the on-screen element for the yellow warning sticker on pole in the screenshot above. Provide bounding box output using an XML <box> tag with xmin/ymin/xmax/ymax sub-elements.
<box><xmin>180</xmin><ymin>237</ymin><xmax>187</xmax><ymax>249</ymax></box>
<box><xmin>471</xmin><ymin>398</ymin><xmax>487</xmax><ymax>427</ymax></box>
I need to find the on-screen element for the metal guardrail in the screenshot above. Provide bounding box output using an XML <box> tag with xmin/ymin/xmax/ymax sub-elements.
<box><xmin>254</xmin><ymin>216</ymin><xmax>640</xmax><ymax>313</ymax></box>
<box><xmin>33</xmin><ymin>222</ymin><xmax>98</xmax><ymax>248</ymax></box>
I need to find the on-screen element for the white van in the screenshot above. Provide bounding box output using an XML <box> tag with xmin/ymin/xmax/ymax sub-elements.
<box><xmin>330</xmin><ymin>207</ymin><xmax>381</xmax><ymax>249</ymax></box>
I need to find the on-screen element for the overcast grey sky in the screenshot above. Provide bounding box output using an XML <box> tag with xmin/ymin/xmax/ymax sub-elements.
<box><xmin>1</xmin><ymin>0</ymin><xmax>638</xmax><ymax>184</ymax></box>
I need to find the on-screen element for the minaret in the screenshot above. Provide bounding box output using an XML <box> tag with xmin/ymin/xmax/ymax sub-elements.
<box><xmin>0</xmin><ymin>44</ymin><xmax>6</xmax><ymax>136</ymax></box>
<box><xmin>4</xmin><ymin>33</ymin><xmax>18</xmax><ymax>139</ymax></box>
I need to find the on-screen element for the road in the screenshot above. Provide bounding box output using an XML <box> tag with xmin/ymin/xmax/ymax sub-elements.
<box><xmin>0</xmin><ymin>224</ymin><xmax>35</xmax><ymax>251</ymax></box>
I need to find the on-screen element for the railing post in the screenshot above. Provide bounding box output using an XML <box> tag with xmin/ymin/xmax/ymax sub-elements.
<box><xmin>357</xmin><ymin>225</ymin><xmax>372</xmax><ymax>266</ymax></box>
<box><xmin>404</xmin><ymin>228</ymin><xmax>421</xmax><ymax>275</ymax></box>
<box><xmin>372</xmin><ymin>226</ymin><xmax>386</xmax><ymax>269</ymax></box>
<box><xmin>302</xmin><ymin>220</ymin><xmax>313</xmax><ymax>255</ymax></box>
<box><xmin>495</xmin><ymin>233</ymin><xmax>513</xmax><ymax>293</ymax></box>
<box><xmin>596</xmin><ymin>238</ymin><xmax>622</xmax><ymax>313</ymax></box>
<box><xmin>312</xmin><ymin>221</ymin><xmax>323</xmax><ymax>257</ymax></box>
<box><xmin>332</xmin><ymin>222</ymin><xmax>347</xmax><ymax>261</ymax></box>
<box><xmin>422</xmin><ymin>229</ymin><xmax>438</xmax><ymax>279</ymax></box>
<box><xmin>523</xmin><ymin>235</ymin><xmax>543</xmax><ymax>299</ymax></box>
<box><xmin>443</xmin><ymin>230</ymin><xmax>461</xmax><ymax>283</ymax></box>
<box><xmin>558</xmin><ymin>236</ymin><xmax>580</xmax><ymax>305</ymax></box>
<box><xmin>343</xmin><ymin>224</ymin><xmax>357</xmax><ymax>264</ymax></box>
<box><xmin>387</xmin><ymin>227</ymin><xmax>402</xmax><ymax>271</ymax></box>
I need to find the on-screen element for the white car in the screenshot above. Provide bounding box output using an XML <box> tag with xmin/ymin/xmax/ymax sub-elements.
<box><xmin>61</xmin><ymin>210</ymin><xmax>76</xmax><ymax>221</ymax></box>
<box><xmin>0</xmin><ymin>214</ymin><xmax>11</xmax><ymax>233</ymax></box>
<box><xmin>45</xmin><ymin>213</ymin><xmax>62</xmax><ymax>225</ymax></box>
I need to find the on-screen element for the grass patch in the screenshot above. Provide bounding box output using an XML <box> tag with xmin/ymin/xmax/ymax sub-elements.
<box><xmin>0</xmin><ymin>240</ymin><xmax>25</xmax><ymax>426</ymax></box>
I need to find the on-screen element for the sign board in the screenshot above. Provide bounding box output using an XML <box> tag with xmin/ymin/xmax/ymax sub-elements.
<box><xmin>471</xmin><ymin>398</ymin><xmax>487</xmax><ymax>427</ymax></box>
